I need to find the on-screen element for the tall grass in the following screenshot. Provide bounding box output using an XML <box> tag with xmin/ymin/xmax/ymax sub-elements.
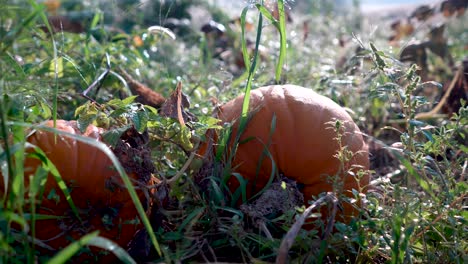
<box><xmin>0</xmin><ymin>1</ymin><xmax>161</xmax><ymax>262</ymax></box>
<box><xmin>1</xmin><ymin>0</ymin><xmax>467</xmax><ymax>262</ymax></box>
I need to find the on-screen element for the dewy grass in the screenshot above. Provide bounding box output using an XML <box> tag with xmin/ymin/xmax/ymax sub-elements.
<box><xmin>276</xmin><ymin>0</ymin><xmax>287</xmax><ymax>83</ymax></box>
<box><xmin>27</xmin><ymin>0</ymin><xmax>59</xmax><ymax>125</ymax></box>
<box><xmin>366</xmin><ymin>41</ymin><xmax>467</xmax><ymax>263</ymax></box>
<box><xmin>1</xmin><ymin>0</ymin><xmax>467</xmax><ymax>262</ymax></box>
<box><xmin>254</xmin><ymin>1</ymin><xmax>287</xmax><ymax>83</ymax></box>
<box><xmin>239</xmin><ymin>4</ymin><xmax>263</xmax><ymax>124</ymax></box>
<box><xmin>218</xmin><ymin>2</ymin><xmax>265</xmax><ymax>197</ymax></box>
<box><xmin>234</xmin><ymin>0</ymin><xmax>287</xmax><ymax>166</ymax></box>
<box><xmin>225</xmin><ymin>0</ymin><xmax>287</xmax><ymax>205</ymax></box>
<box><xmin>44</xmin><ymin>231</ymin><xmax>139</xmax><ymax>264</ymax></box>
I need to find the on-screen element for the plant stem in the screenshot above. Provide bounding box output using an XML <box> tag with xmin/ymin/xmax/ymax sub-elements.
<box><xmin>276</xmin><ymin>0</ymin><xmax>287</xmax><ymax>83</ymax></box>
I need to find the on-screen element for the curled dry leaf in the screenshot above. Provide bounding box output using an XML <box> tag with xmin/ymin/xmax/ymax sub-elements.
<box><xmin>159</xmin><ymin>81</ymin><xmax>197</xmax><ymax>125</ymax></box>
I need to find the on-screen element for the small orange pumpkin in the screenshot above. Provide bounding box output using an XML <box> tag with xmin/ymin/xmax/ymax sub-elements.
<box><xmin>203</xmin><ymin>85</ymin><xmax>369</xmax><ymax>221</ymax></box>
<box><xmin>6</xmin><ymin>120</ymin><xmax>156</xmax><ymax>256</ymax></box>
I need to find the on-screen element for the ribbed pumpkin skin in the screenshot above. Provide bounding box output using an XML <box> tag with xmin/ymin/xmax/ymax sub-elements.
<box><xmin>214</xmin><ymin>85</ymin><xmax>369</xmax><ymax>220</ymax></box>
<box><xmin>22</xmin><ymin>120</ymin><xmax>151</xmax><ymax>253</ymax></box>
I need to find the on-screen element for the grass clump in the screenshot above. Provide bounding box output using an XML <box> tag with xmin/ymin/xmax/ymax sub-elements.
<box><xmin>1</xmin><ymin>0</ymin><xmax>467</xmax><ymax>263</ymax></box>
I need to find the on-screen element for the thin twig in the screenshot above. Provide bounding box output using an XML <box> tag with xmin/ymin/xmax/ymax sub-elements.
<box><xmin>276</xmin><ymin>193</ymin><xmax>337</xmax><ymax>264</ymax></box>
<box><xmin>321</xmin><ymin>195</ymin><xmax>338</xmax><ymax>240</ymax></box>
<box><xmin>80</xmin><ymin>53</ymin><xmax>111</xmax><ymax>107</ymax></box>
<box><xmin>258</xmin><ymin>220</ymin><xmax>274</xmax><ymax>240</ymax></box>
<box><xmin>175</xmin><ymin>81</ymin><xmax>186</xmax><ymax>128</ymax></box>
<box><xmin>460</xmin><ymin>160</ymin><xmax>467</xmax><ymax>183</ymax></box>
<box><xmin>415</xmin><ymin>66</ymin><xmax>462</xmax><ymax>120</ymax></box>
<box><xmin>166</xmin><ymin>140</ymin><xmax>200</xmax><ymax>184</ymax></box>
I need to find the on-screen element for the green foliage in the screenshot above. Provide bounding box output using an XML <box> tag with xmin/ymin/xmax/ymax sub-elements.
<box><xmin>1</xmin><ymin>0</ymin><xmax>467</xmax><ymax>263</ymax></box>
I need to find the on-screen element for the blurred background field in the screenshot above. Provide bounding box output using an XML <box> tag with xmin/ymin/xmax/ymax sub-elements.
<box><xmin>0</xmin><ymin>0</ymin><xmax>467</xmax><ymax>263</ymax></box>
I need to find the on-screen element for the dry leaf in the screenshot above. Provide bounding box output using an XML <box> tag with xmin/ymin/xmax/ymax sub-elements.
<box><xmin>160</xmin><ymin>82</ymin><xmax>197</xmax><ymax>125</ymax></box>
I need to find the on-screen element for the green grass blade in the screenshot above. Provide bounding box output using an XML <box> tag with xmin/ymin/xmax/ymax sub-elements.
<box><xmin>11</xmin><ymin>121</ymin><xmax>163</xmax><ymax>257</ymax></box>
<box><xmin>218</xmin><ymin>8</ymin><xmax>266</xmax><ymax>203</ymax></box>
<box><xmin>395</xmin><ymin>152</ymin><xmax>436</xmax><ymax>199</ymax></box>
<box><xmin>276</xmin><ymin>0</ymin><xmax>287</xmax><ymax>83</ymax></box>
<box><xmin>255</xmin><ymin>4</ymin><xmax>279</xmax><ymax>29</ymax></box>
<box><xmin>240</xmin><ymin>7</ymin><xmax>251</xmax><ymax>72</ymax></box>
<box><xmin>2</xmin><ymin>211</ymin><xmax>28</xmax><ymax>232</ymax></box>
<box><xmin>0</xmin><ymin>142</ymin><xmax>24</xmax><ymax>196</ymax></box>
<box><xmin>41</xmin><ymin>127</ymin><xmax>162</xmax><ymax>256</ymax></box>
<box><xmin>177</xmin><ymin>207</ymin><xmax>205</xmax><ymax>232</ymax></box>
<box><xmin>239</xmin><ymin>7</ymin><xmax>264</xmax><ymax>129</ymax></box>
<box><xmin>255</xmin><ymin>1</ymin><xmax>286</xmax><ymax>83</ymax></box>
<box><xmin>46</xmin><ymin>231</ymin><xmax>99</xmax><ymax>264</ymax></box>
<box><xmin>26</xmin><ymin>143</ymin><xmax>82</xmax><ymax>222</ymax></box>
<box><xmin>0</xmin><ymin>145</ymin><xmax>7</xmax><ymax>196</ymax></box>
<box><xmin>2</xmin><ymin>53</ymin><xmax>26</xmax><ymax>79</ymax></box>
<box><xmin>209</xmin><ymin>178</ymin><xmax>225</xmax><ymax>205</ymax></box>
<box><xmin>28</xmin><ymin>165</ymin><xmax>48</xmax><ymax>257</ymax></box>
<box><xmin>11</xmin><ymin>112</ymin><xmax>26</xmax><ymax>209</ymax></box>
<box><xmin>0</xmin><ymin>97</ymin><xmax>13</xmax><ymax>196</ymax></box>
<box><xmin>250</xmin><ymin>114</ymin><xmax>277</xmax><ymax>200</ymax></box>
<box><xmin>87</xmin><ymin>236</ymin><xmax>137</xmax><ymax>264</ymax></box>
<box><xmin>230</xmin><ymin>173</ymin><xmax>248</xmax><ymax>204</ymax></box>
<box><xmin>22</xmin><ymin>213</ymin><xmax>64</xmax><ymax>221</ymax></box>
<box><xmin>27</xmin><ymin>0</ymin><xmax>58</xmax><ymax>125</ymax></box>
<box><xmin>0</xmin><ymin>3</ymin><xmax>43</xmax><ymax>53</ymax></box>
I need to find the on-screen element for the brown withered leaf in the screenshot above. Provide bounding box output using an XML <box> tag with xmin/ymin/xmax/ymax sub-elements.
<box><xmin>400</xmin><ymin>42</ymin><xmax>428</xmax><ymax>80</ymax></box>
<box><xmin>416</xmin><ymin>59</ymin><xmax>468</xmax><ymax>119</ymax></box>
<box><xmin>160</xmin><ymin>82</ymin><xmax>197</xmax><ymax>125</ymax></box>
<box><xmin>119</xmin><ymin>69</ymin><xmax>166</xmax><ymax>108</ymax></box>
<box><xmin>426</xmin><ymin>24</ymin><xmax>454</xmax><ymax>66</ymax></box>
<box><xmin>41</xmin><ymin>15</ymin><xmax>84</xmax><ymax>34</ymax></box>
<box><xmin>441</xmin><ymin>59</ymin><xmax>468</xmax><ymax>116</ymax></box>
<box><xmin>389</xmin><ymin>19</ymin><xmax>414</xmax><ymax>42</ymax></box>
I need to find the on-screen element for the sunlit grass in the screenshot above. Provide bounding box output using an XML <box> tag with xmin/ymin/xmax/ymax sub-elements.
<box><xmin>1</xmin><ymin>0</ymin><xmax>467</xmax><ymax>262</ymax></box>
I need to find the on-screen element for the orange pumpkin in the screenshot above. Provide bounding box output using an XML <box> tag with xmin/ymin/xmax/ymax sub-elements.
<box><xmin>203</xmin><ymin>85</ymin><xmax>369</xmax><ymax>221</ymax></box>
<box><xmin>8</xmin><ymin>120</ymin><xmax>156</xmax><ymax>257</ymax></box>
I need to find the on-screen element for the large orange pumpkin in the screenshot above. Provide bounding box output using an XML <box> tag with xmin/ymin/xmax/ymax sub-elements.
<box><xmin>202</xmin><ymin>85</ymin><xmax>369</xmax><ymax>221</ymax></box>
<box><xmin>7</xmin><ymin>120</ymin><xmax>156</xmax><ymax>257</ymax></box>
